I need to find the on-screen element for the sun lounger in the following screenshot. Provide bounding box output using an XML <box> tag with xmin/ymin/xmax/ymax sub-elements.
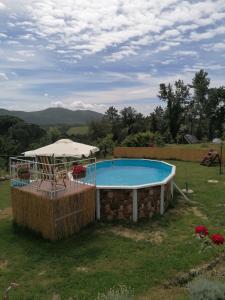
<box><xmin>200</xmin><ymin>150</ymin><xmax>221</xmax><ymax>166</ymax></box>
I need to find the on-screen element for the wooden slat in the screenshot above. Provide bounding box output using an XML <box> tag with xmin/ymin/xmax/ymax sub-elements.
<box><xmin>11</xmin><ymin>185</ymin><xmax>96</xmax><ymax>241</ymax></box>
<box><xmin>114</xmin><ymin>146</ymin><xmax>225</xmax><ymax>162</ymax></box>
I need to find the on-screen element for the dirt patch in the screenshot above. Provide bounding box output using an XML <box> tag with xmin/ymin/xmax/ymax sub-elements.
<box><xmin>38</xmin><ymin>270</ymin><xmax>47</xmax><ymax>276</ymax></box>
<box><xmin>0</xmin><ymin>259</ymin><xmax>8</xmax><ymax>270</ymax></box>
<box><xmin>205</xmin><ymin>260</ymin><xmax>225</xmax><ymax>280</ymax></box>
<box><xmin>191</xmin><ymin>207</ymin><xmax>208</xmax><ymax>220</ymax></box>
<box><xmin>109</xmin><ymin>226</ymin><xmax>167</xmax><ymax>244</ymax></box>
<box><xmin>74</xmin><ymin>266</ymin><xmax>90</xmax><ymax>273</ymax></box>
<box><xmin>0</xmin><ymin>207</ymin><xmax>12</xmax><ymax>220</ymax></box>
<box><xmin>138</xmin><ymin>287</ymin><xmax>188</xmax><ymax>300</ymax></box>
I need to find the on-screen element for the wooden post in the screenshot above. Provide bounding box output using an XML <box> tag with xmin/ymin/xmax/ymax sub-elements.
<box><xmin>160</xmin><ymin>185</ymin><xmax>165</xmax><ymax>215</ymax></box>
<box><xmin>170</xmin><ymin>178</ymin><xmax>174</xmax><ymax>199</ymax></box>
<box><xmin>132</xmin><ymin>189</ymin><xmax>138</xmax><ymax>222</ymax></box>
<box><xmin>96</xmin><ymin>189</ymin><xmax>100</xmax><ymax>220</ymax></box>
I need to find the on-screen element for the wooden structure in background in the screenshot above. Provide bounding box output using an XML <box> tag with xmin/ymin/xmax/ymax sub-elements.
<box><xmin>114</xmin><ymin>147</ymin><xmax>225</xmax><ymax>162</ymax></box>
<box><xmin>12</xmin><ymin>183</ymin><xmax>96</xmax><ymax>241</ymax></box>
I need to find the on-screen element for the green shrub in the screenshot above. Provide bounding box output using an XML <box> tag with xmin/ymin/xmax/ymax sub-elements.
<box><xmin>0</xmin><ymin>157</ymin><xmax>7</xmax><ymax>171</ymax></box>
<box><xmin>122</xmin><ymin>131</ymin><xmax>164</xmax><ymax>147</ymax></box>
<box><xmin>188</xmin><ymin>278</ymin><xmax>225</xmax><ymax>300</ymax></box>
<box><xmin>154</xmin><ymin>133</ymin><xmax>165</xmax><ymax>147</ymax></box>
<box><xmin>96</xmin><ymin>285</ymin><xmax>134</xmax><ymax>300</ymax></box>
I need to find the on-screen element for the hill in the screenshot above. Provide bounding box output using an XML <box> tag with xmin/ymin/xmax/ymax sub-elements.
<box><xmin>0</xmin><ymin>107</ymin><xmax>103</xmax><ymax>125</ymax></box>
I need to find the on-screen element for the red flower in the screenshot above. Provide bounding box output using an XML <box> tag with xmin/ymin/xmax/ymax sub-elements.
<box><xmin>72</xmin><ymin>165</ymin><xmax>86</xmax><ymax>175</ymax></box>
<box><xmin>195</xmin><ymin>226</ymin><xmax>208</xmax><ymax>238</ymax></box>
<box><xmin>211</xmin><ymin>234</ymin><xmax>225</xmax><ymax>245</ymax></box>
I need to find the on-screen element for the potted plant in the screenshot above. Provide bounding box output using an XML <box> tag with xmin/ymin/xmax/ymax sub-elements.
<box><xmin>72</xmin><ymin>164</ymin><xmax>86</xmax><ymax>179</ymax></box>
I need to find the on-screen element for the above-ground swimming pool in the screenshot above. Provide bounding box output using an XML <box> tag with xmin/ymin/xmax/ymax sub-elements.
<box><xmin>91</xmin><ymin>159</ymin><xmax>175</xmax><ymax>188</ymax></box>
<box><xmin>86</xmin><ymin>159</ymin><xmax>176</xmax><ymax>222</ymax></box>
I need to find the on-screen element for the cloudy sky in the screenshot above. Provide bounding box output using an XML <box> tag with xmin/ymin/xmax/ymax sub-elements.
<box><xmin>0</xmin><ymin>0</ymin><xmax>225</xmax><ymax>114</ymax></box>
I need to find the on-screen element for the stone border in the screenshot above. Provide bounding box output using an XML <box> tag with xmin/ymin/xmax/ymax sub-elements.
<box><xmin>163</xmin><ymin>253</ymin><xmax>225</xmax><ymax>288</ymax></box>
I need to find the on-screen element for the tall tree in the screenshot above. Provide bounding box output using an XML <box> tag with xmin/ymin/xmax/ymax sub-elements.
<box><xmin>191</xmin><ymin>69</ymin><xmax>210</xmax><ymax>138</ymax></box>
<box><xmin>104</xmin><ymin>106</ymin><xmax>120</xmax><ymax>122</ymax></box>
<box><xmin>207</xmin><ymin>87</ymin><xmax>225</xmax><ymax>138</ymax></box>
<box><xmin>158</xmin><ymin>80</ymin><xmax>190</xmax><ymax>140</ymax></box>
<box><xmin>120</xmin><ymin>106</ymin><xmax>137</xmax><ymax>134</ymax></box>
<box><xmin>148</xmin><ymin>106</ymin><xmax>165</xmax><ymax>134</ymax></box>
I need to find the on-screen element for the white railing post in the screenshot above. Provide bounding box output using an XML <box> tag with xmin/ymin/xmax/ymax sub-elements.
<box><xmin>160</xmin><ymin>185</ymin><xmax>165</xmax><ymax>215</ymax></box>
<box><xmin>132</xmin><ymin>189</ymin><xmax>138</xmax><ymax>222</ymax></box>
<box><xmin>94</xmin><ymin>157</ymin><xmax>97</xmax><ymax>186</ymax></box>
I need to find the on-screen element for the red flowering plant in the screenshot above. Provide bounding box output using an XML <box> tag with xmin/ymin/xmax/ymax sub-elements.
<box><xmin>194</xmin><ymin>225</ymin><xmax>225</xmax><ymax>252</ymax></box>
<box><xmin>195</xmin><ymin>226</ymin><xmax>208</xmax><ymax>238</ymax></box>
<box><xmin>211</xmin><ymin>234</ymin><xmax>225</xmax><ymax>245</ymax></box>
<box><xmin>72</xmin><ymin>164</ymin><xmax>86</xmax><ymax>179</ymax></box>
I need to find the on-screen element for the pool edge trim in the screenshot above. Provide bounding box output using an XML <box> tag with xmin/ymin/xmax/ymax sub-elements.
<box><xmin>95</xmin><ymin>158</ymin><xmax>176</xmax><ymax>190</ymax></box>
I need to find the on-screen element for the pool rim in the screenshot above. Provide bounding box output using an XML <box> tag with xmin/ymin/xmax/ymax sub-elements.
<box><xmin>93</xmin><ymin>158</ymin><xmax>176</xmax><ymax>190</ymax></box>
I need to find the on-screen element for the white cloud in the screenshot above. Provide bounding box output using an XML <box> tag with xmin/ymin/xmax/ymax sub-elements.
<box><xmin>1</xmin><ymin>0</ymin><xmax>225</xmax><ymax>114</ymax></box>
<box><xmin>17</xmin><ymin>50</ymin><xmax>35</xmax><ymax>57</ymax></box>
<box><xmin>0</xmin><ymin>72</ymin><xmax>8</xmax><ymax>81</ymax></box>
<box><xmin>0</xmin><ymin>2</ymin><xmax>5</xmax><ymax>10</ymax></box>
<box><xmin>105</xmin><ymin>46</ymin><xmax>138</xmax><ymax>62</ymax></box>
<box><xmin>174</xmin><ymin>50</ymin><xmax>198</xmax><ymax>57</ymax></box>
<box><xmin>0</xmin><ymin>33</ymin><xmax>7</xmax><ymax>38</ymax></box>
<box><xmin>51</xmin><ymin>100</ymin><xmax>105</xmax><ymax>111</ymax></box>
<box><xmin>190</xmin><ymin>25</ymin><xmax>225</xmax><ymax>41</ymax></box>
<box><xmin>202</xmin><ymin>41</ymin><xmax>225</xmax><ymax>52</ymax></box>
<box><xmin>17</xmin><ymin>34</ymin><xmax>37</xmax><ymax>41</ymax></box>
<box><xmin>3</xmin><ymin>0</ymin><xmax>223</xmax><ymax>60</ymax></box>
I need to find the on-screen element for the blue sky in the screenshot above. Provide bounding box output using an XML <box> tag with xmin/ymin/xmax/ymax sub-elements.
<box><xmin>0</xmin><ymin>0</ymin><xmax>225</xmax><ymax>114</ymax></box>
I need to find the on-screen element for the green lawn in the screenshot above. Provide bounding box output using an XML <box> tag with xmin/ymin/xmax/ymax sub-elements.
<box><xmin>67</xmin><ymin>126</ymin><xmax>89</xmax><ymax>136</ymax></box>
<box><xmin>0</xmin><ymin>161</ymin><xmax>225</xmax><ymax>299</ymax></box>
<box><xmin>166</xmin><ymin>143</ymin><xmax>222</xmax><ymax>150</ymax></box>
<box><xmin>0</xmin><ymin>180</ymin><xmax>10</xmax><ymax>209</ymax></box>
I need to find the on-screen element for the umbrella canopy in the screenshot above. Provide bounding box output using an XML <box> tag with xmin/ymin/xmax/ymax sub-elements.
<box><xmin>23</xmin><ymin>139</ymin><xmax>99</xmax><ymax>158</ymax></box>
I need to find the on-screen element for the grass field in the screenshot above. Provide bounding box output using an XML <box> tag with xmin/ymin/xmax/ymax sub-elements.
<box><xmin>67</xmin><ymin>126</ymin><xmax>89</xmax><ymax>136</ymax></box>
<box><xmin>0</xmin><ymin>161</ymin><xmax>225</xmax><ymax>299</ymax></box>
<box><xmin>166</xmin><ymin>143</ymin><xmax>223</xmax><ymax>150</ymax></box>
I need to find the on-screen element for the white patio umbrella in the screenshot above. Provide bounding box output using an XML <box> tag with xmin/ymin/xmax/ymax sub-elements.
<box><xmin>23</xmin><ymin>139</ymin><xmax>99</xmax><ymax>158</ymax></box>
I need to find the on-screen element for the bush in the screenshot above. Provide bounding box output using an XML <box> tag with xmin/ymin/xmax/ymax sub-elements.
<box><xmin>188</xmin><ymin>278</ymin><xmax>225</xmax><ymax>300</ymax></box>
<box><xmin>96</xmin><ymin>285</ymin><xmax>134</xmax><ymax>300</ymax></box>
<box><xmin>122</xmin><ymin>131</ymin><xmax>165</xmax><ymax>147</ymax></box>
<box><xmin>0</xmin><ymin>157</ymin><xmax>7</xmax><ymax>171</ymax></box>
<box><xmin>154</xmin><ymin>133</ymin><xmax>165</xmax><ymax>147</ymax></box>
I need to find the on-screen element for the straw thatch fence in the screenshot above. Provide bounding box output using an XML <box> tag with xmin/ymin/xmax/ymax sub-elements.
<box><xmin>12</xmin><ymin>186</ymin><xmax>96</xmax><ymax>241</ymax></box>
<box><xmin>114</xmin><ymin>146</ymin><xmax>225</xmax><ymax>162</ymax></box>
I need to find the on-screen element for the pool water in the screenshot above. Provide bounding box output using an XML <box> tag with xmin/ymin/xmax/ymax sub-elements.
<box><xmin>85</xmin><ymin>159</ymin><xmax>175</xmax><ymax>188</ymax></box>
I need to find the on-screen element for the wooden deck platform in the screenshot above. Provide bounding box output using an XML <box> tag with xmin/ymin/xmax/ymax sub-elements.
<box><xmin>11</xmin><ymin>179</ymin><xmax>96</xmax><ymax>240</ymax></box>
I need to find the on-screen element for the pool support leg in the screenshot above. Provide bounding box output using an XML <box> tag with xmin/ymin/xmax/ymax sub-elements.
<box><xmin>160</xmin><ymin>185</ymin><xmax>165</xmax><ymax>215</ymax></box>
<box><xmin>96</xmin><ymin>189</ymin><xmax>100</xmax><ymax>220</ymax></box>
<box><xmin>132</xmin><ymin>189</ymin><xmax>138</xmax><ymax>222</ymax></box>
<box><xmin>171</xmin><ymin>178</ymin><xmax>174</xmax><ymax>199</ymax></box>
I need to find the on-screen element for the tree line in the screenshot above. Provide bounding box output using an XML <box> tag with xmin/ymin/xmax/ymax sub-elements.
<box><xmin>0</xmin><ymin>69</ymin><xmax>224</xmax><ymax>165</ymax></box>
<box><xmin>88</xmin><ymin>69</ymin><xmax>225</xmax><ymax>155</ymax></box>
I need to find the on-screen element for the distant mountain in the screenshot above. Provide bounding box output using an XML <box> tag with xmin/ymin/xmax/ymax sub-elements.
<box><xmin>0</xmin><ymin>107</ymin><xmax>103</xmax><ymax>125</ymax></box>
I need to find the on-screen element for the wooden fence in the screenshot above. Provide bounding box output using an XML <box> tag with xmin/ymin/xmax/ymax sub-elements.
<box><xmin>114</xmin><ymin>146</ymin><xmax>225</xmax><ymax>162</ymax></box>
